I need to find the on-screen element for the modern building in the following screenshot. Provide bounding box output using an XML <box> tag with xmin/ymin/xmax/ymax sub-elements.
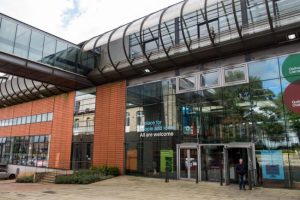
<box><xmin>0</xmin><ymin>0</ymin><xmax>300</xmax><ymax>189</ymax></box>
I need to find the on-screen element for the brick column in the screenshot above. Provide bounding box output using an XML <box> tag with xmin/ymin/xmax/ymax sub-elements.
<box><xmin>93</xmin><ymin>80</ymin><xmax>126</xmax><ymax>173</ymax></box>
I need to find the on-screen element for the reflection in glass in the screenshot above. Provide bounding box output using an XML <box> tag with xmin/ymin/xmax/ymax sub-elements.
<box><xmin>28</xmin><ymin>31</ymin><xmax>44</xmax><ymax>61</ymax></box>
<box><xmin>14</xmin><ymin>26</ymin><xmax>31</xmax><ymax>58</ymax></box>
<box><xmin>0</xmin><ymin>18</ymin><xmax>16</xmax><ymax>53</ymax></box>
<box><xmin>250</xmin><ymin>79</ymin><xmax>285</xmax><ymax>146</ymax></box>
<box><xmin>224</xmin><ymin>66</ymin><xmax>246</xmax><ymax>83</ymax></box>
<box><xmin>248</xmin><ymin>58</ymin><xmax>279</xmax><ymax>81</ymax></box>
<box><xmin>200</xmin><ymin>71</ymin><xmax>219</xmax><ymax>87</ymax></box>
<box><xmin>178</xmin><ymin>76</ymin><xmax>196</xmax><ymax>91</ymax></box>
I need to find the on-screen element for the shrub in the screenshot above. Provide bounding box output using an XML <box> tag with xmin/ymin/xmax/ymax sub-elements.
<box><xmin>92</xmin><ymin>166</ymin><xmax>120</xmax><ymax>176</ymax></box>
<box><xmin>55</xmin><ymin>166</ymin><xmax>119</xmax><ymax>184</ymax></box>
<box><xmin>16</xmin><ymin>175</ymin><xmax>34</xmax><ymax>183</ymax></box>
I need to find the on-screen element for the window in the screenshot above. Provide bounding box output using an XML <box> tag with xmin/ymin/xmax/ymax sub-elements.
<box><xmin>136</xmin><ymin>111</ymin><xmax>145</xmax><ymax>126</ymax></box>
<box><xmin>86</xmin><ymin>117</ymin><xmax>92</xmax><ymax>132</ymax></box>
<box><xmin>224</xmin><ymin>66</ymin><xmax>247</xmax><ymax>84</ymax></box>
<box><xmin>13</xmin><ymin>118</ymin><xmax>17</xmax><ymax>125</ymax></box>
<box><xmin>21</xmin><ymin>116</ymin><xmax>26</xmax><ymax>124</ymax></box>
<box><xmin>28</xmin><ymin>31</ymin><xmax>44</xmax><ymax>61</ymax></box>
<box><xmin>26</xmin><ymin>116</ymin><xmax>31</xmax><ymax>124</ymax></box>
<box><xmin>200</xmin><ymin>70</ymin><xmax>220</xmax><ymax>88</ymax></box>
<box><xmin>31</xmin><ymin>115</ymin><xmax>37</xmax><ymax>123</ymax></box>
<box><xmin>47</xmin><ymin>113</ymin><xmax>53</xmax><ymax>121</ymax></box>
<box><xmin>126</xmin><ymin>112</ymin><xmax>130</xmax><ymax>126</ymax></box>
<box><xmin>36</xmin><ymin>114</ymin><xmax>41</xmax><ymax>123</ymax></box>
<box><xmin>41</xmin><ymin>113</ymin><xmax>47</xmax><ymax>122</ymax></box>
<box><xmin>86</xmin><ymin>118</ymin><xmax>91</xmax><ymax>127</ymax></box>
<box><xmin>248</xmin><ymin>58</ymin><xmax>280</xmax><ymax>81</ymax></box>
<box><xmin>14</xmin><ymin>25</ymin><xmax>31</xmax><ymax>58</ymax></box>
<box><xmin>17</xmin><ymin>117</ymin><xmax>21</xmax><ymax>125</ymax></box>
<box><xmin>0</xmin><ymin>18</ymin><xmax>17</xmax><ymax>53</ymax></box>
<box><xmin>74</xmin><ymin>119</ymin><xmax>79</xmax><ymax>130</ymax></box>
<box><xmin>177</xmin><ymin>75</ymin><xmax>197</xmax><ymax>92</ymax></box>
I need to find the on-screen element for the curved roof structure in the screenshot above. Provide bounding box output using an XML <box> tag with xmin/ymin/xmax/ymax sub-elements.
<box><xmin>81</xmin><ymin>0</ymin><xmax>300</xmax><ymax>85</ymax></box>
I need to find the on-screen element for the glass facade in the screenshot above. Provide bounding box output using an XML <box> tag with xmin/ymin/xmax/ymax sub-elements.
<box><xmin>0</xmin><ymin>135</ymin><xmax>50</xmax><ymax>167</ymax></box>
<box><xmin>125</xmin><ymin>52</ymin><xmax>300</xmax><ymax>188</ymax></box>
<box><xmin>0</xmin><ymin>14</ymin><xmax>97</xmax><ymax>75</ymax></box>
<box><xmin>71</xmin><ymin>88</ymin><xmax>96</xmax><ymax>170</ymax></box>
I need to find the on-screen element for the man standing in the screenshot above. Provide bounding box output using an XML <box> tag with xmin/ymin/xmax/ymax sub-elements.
<box><xmin>236</xmin><ymin>158</ymin><xmax>247</xmax><ymax>190</ymax></box>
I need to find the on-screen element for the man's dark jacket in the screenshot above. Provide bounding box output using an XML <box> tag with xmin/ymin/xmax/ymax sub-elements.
<box><xmin>236</xmin><ymin>163</ymin><xmax>247</xmax><ymax>175</ymax></box>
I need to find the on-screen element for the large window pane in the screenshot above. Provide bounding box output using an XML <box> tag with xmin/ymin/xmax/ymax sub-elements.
<box><xmin>0</xmin><ymin>18</ymin><xmax>16</xmax><ymax>53</ymax></box>
<box><xmin>42</xmin><ymin>36</ymin><xmax>56</xmax><ymax>64</ymax></box>
<box><xmin>248</xmin><ymin>58</ymin><xmax>280</xmax><ymax>81</ymax></box>
<box><xmin>14</xmin><ymin>25</ymin><xmax>31</xmax><ymax>58</ymax></box>
<box><xmin>250</xmin><ymin>79</ymin><xmax>285</xmax><ymax>143</ymax></box>
<box><xmin>28</xmin><ymin>31</ymin><xmax>44</xmax><ymax>61</ymax></box>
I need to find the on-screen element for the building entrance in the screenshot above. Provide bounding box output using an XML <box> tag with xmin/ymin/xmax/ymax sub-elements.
<box><xmin>176</xmin><ymin>143</ymin><xmax>200</xmax><ymax>180</ymax></box>
<box><xmin>224</xmin><ymin>143</ymin><xmax>256</xmax><ymax>186</ymax></box>
<box><xmin>177</xmin><ymin>142</ymin><xmax>256</xmax><ymax>186</ymax></box>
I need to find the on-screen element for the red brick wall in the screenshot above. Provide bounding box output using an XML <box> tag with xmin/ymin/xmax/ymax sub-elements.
<box><xmin>48</xmin><ymin>93</ymin><xmax>75</xmax><ymax>169</ymax></box>
<box><xmin>93</xmin><ymin>80</ymin><xmax>126</xmax><ymax>173</ymax></box>
<box><xmin>0</xmin><ymin>92</ymin><xmax>75</xmax><ymax>169</ymax></box>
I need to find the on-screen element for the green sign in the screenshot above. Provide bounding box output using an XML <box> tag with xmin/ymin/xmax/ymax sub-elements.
<box><xmin>160</xmin><ymin>150</ymin><xmax>173</xmax><ymax>173</ymax></box>
<box><xmin>282</xmin><ymin>53</ymin><xmax>300</xmax><ymax>83</ymax></box>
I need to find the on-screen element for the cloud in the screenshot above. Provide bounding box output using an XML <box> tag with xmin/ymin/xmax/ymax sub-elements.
<box><xmin>0</xmin><ymin>0</ymin><xmax>181</xmax><ymax>44</ymax></box>
<box><xmin>62</xmin><ymin>0</ymin><xmax>82</xmax><ymax>27</ymax></box>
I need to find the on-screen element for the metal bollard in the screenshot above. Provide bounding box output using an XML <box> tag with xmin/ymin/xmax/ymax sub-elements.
<box><xmin>248</xmin><ymin>170</ymin><xmax>252</xmax><ymax>190</ymax></box>
<box><xmin>165</xmin><ymin>167</ymin><xmax>169</xmax><ymax>183</ymax></box>
<box><xmin>220</xmin><ymin>166</ymin><xmax>223</xmax><ymax>186</ymax></box>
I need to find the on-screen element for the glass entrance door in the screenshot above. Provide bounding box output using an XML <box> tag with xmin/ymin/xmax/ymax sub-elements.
<box><xmin>179</xmin><ymin>148</ymin><xmax>198</xmax><ymax>180</ymax></box>
<box><xmin>224</xmin><ymin>143</ymin><xmax>256</xmax><ymax>185</ymax></box>
<box><xmin>71</xmin><ymin>142</ymin><xmax>93</xmax><ymax>170</ymax></box>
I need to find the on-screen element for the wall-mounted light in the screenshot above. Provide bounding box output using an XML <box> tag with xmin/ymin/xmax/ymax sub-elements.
<box><xmin>144</xmin><ymin>68</ymin><xmax>151</xmax><ymax>73</ymax></box>
<box><xmin>287</xmin><ymin>33</ymin><xmax>297</xmax><ymax>41</ymax></box>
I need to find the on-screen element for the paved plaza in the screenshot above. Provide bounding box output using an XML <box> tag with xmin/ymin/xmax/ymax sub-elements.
<box><xmin>0</xmin><ymin>176</ymin><xmax>299</xmax><ymax>200</ymax></box>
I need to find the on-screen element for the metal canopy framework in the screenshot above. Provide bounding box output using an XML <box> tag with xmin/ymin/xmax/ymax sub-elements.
<box><xmin>83</xmin><ymin>0</ymin><xmax>300</xmax><ymax>84</ymax></box>
<box><xmin>0</xmin><ymin>74</ymin><xmax>70</xmax><ymax>108</ymax></box>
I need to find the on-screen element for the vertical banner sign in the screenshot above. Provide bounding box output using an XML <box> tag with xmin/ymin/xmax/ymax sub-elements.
<box><xmin>160</xmin><ymin>150</ymin><xmax>173</xmax><ymax>173</ymax></box>
<box><xmin>261</xmin><ymin>150</ymin><xmax>285</xmax><ymax>180</ymax></box>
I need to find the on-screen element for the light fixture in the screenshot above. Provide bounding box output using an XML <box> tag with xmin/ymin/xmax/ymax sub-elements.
<box><xmin>144</xmin><ymin>68</ymin><xmax>151</xmax><ymax>73</ymax></box>
<box><xmin>287</xmin><ymin>33</ymin><xmax>297</xmax><ymax>40</ymax></box>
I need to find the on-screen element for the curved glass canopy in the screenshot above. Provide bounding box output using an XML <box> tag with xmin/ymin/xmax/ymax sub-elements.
<box><xmin>0</xmin><ymin>74</ymin><xmax>68</xmax><ymax>108</ymax></box>
<box><xmin>83</xmin><ymin>0</ymin><xmax>300</xmax><ymax>82</ymax></box>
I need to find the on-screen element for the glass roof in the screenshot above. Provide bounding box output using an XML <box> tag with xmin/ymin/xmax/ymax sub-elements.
<box><xmin>83</xmin><ymin>0</ymin><xmax>217</xmax><ymax>51</ymax></box>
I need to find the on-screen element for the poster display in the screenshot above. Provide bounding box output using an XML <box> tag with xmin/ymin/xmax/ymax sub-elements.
<box><xmin>282</xmin><ymin>53</ymin><xmax>300</xmax><ymax>114</ymax></box>
<box><xmin>160</xmin><ymin>150</ymin><xmax>173</xmax><ymax>173</ymax></box>
<box><xmin>261</xmin><ymin>150</ymin><xmax>285</xmax><ymax>180</ymax></box>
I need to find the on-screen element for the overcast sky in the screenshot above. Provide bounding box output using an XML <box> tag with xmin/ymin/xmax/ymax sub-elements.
<box><xmin>0</xmin><ymin>0</ymin><xmax>181</xmax><ymax>44</ymax></box>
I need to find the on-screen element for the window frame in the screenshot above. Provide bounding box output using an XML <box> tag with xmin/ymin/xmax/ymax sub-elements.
<box><xmin>199</xmin><ymin>69</ymin><xmax>221</xmax><ymax>89</ymax></box>
<box><xmin>222</xmin><ymin>64</ymin><xmax>249</xmax><ymax>86</ymax></box>
<box><xmin>176</xmin><ymin>74</ymin><xmax>198</xmax><ymax>94</ymax></box>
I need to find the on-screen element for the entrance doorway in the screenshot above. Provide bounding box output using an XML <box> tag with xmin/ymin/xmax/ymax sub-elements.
<box><xmin>224</xmin><ymin>143</ymin><xmax>256</xmax><ymax>186</ymax></box>
<box><xmin>176</xmin><ymin>143</ymin><xmax>200</xmax><ymax>180</ymax></box>
<box><xmin>71</xmin><ymin>142</ymin><xmax>93</xmax><ymax>170</ymax></box>
<box><xmin>177</xmin><ymin>142</ymin><xmax>256</xmax><ymax>185</ymax></box>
